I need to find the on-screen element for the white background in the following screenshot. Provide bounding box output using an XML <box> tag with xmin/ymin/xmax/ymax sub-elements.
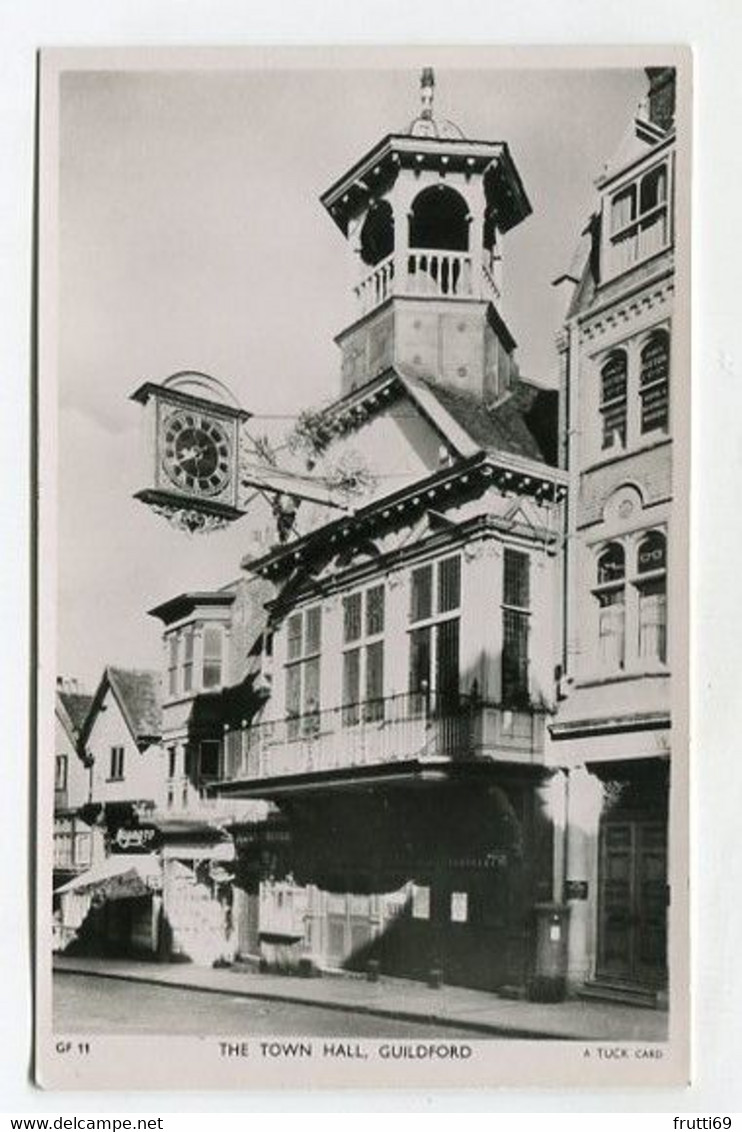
<box><xmin>3</xmin><ymin>0</ymin><xmax>742</xmax><ymax>1114</ymax></box>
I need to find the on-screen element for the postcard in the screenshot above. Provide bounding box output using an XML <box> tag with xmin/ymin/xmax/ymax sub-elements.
<box><xmin>36</xmin><ymin>45</ymin><xmax>691</xmax><ymax>1090</ymax></box>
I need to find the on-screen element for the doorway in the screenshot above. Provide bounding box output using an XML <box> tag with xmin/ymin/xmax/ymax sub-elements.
<box><xmin>597</xmin><ymin>817</ymin><xmax>667</xmax><ymax>987</ymax></box>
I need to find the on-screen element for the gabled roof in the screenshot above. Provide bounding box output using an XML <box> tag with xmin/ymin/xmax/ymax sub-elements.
<box><xmin>596</xmin><ymin>115</ymin><xmax>670</xmax><ymax>190</ymax></box>
<box><xmin>321</xmin><ymin>365</ymin><xmax>558</xmax><ymax>468</ymax></box>
<box><xmin>409</xmin><ymin>375</ymin><xmax>557</xmax><ymax>467</ymax></box>
<box><xmin>56</xmin><ymin>690</ymin><xmax>94</xmax><ymax>745</ymax></box>
<box><xmin>81</xmin><ymin>666</ymin><xmax>162</xmax><ymax>751</ymax></box>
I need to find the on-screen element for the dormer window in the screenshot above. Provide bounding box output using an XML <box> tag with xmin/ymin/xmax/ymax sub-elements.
<box><xmin>607</xmin><ymin>160</ymin><xmax>669</xmax><ymax>277</ymax></box>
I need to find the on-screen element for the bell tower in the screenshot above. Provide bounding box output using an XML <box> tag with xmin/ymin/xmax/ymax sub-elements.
<box><xmin>321</xmin><ymin>69</ymin><xmax>532</xmax><ymax>399</ymax></box>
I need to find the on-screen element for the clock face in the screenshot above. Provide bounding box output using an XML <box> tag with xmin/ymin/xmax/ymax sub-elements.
<box><xmin>161</xmin><ymin>411</ymin><xmax>233</xmax><ymax>498</ymax></box>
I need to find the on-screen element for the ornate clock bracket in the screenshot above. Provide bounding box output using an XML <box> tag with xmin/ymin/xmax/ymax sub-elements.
<box><xmin>131</xmin><ymin>371</ymin><xmax>350</xmax><ymax>536</ymax></box>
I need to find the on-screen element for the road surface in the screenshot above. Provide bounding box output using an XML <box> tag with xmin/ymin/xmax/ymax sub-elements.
<box><xmin>53</xmin><ymin>972</ymin><xmax>480</xmax><ymax>1038</ymax></box>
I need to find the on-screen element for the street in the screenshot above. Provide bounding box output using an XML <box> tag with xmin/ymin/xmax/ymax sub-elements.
<box><xmin>53</xmin><ymin>973</ymin><xmax>480</xmax><ymax>1038</ymax></box>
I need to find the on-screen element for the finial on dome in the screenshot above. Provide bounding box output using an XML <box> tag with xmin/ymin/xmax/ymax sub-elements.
<box><xmin>420</xmin><ymin>67</ymin><xmax>435</xmax><ymax>120</ymax></box>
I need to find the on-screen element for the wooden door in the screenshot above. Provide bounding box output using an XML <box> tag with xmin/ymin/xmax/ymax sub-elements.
<box><xmin>598</xmin><ymin>818</ymin><xmax>667</xmax><ymax>986</ymax></box>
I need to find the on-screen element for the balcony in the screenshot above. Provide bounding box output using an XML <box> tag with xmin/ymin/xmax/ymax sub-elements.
<box><xmin>354</xmin><ymin>249</ymin><xmax>501</xmax><ymax>317</ymax></box>
<box><xmin>222</xmin><ymin>692</ymin><xmax>547</xmax><ymax>789</ymax></box>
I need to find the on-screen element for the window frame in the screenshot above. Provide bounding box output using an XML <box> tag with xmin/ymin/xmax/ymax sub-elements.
<box><xmin>593</xmin><ymin>542</ymin><xmax>627</xmax><ymax>674</ymax></box>
<box><xmin>590</xmin><ymin>530</ymin><xmax>668</xmax><ymax>675</ymax></box>
<box><xmin>606</xmin><ymin>158</ymin><xmax>671</xmax><ymax>278</ymax></box>
<box><xmin>202</xmin><ymin>624</ymin><xmax>224</xmax><ymax>690</ymax></box>
<box><xmin>501</xmin><ymin>547</ymin><xmax>531</xmax><ymax>707</ymax></box>
<box><xmin>55</xmin><ymin>754</ymin><xmax>68</xmax><ymax>792</ymax></box>
<box><xmin>341</xmin><ymin>583</ymin><xmax>386</xmax><ymax>726</ymax></box>
<box><xmin>284</xmin><ymin>604</ymin><xmax>323</xmax><ymax>739</ymax></box>
<box><xmin>633</xmin><ymin>530</ymin><xmax>668</xmax><ymax>665</ymax></box>
<box><xmin>109</xmin><ymin>745</ymin><xmax>125</xmax><ymax>781</ymax></box>
<box><xmin>639</xmin><ymin>330</ymin><xmax>670</xmax><ymax>436</ymax></box>
<box><xmin>599</xmin><ymin>349</ymin><xmax>629</xmax><ymax>452</ymax></box>
<box><xmin>408</xmin><ymin>554</ymin><xmax>462</xmax><ymax>711</ymax></box>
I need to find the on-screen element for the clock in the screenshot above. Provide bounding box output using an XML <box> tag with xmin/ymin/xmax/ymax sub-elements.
<box><xmin>162</xmin><ymin>410</ymin><xmax>233</xmax><ymax>498</ymax></box>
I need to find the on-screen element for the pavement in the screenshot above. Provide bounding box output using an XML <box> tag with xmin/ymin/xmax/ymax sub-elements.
<box><xmin>53</xmin><ymin>954</ymin><xmax>668</xmax><ymax>1042</ymax></box>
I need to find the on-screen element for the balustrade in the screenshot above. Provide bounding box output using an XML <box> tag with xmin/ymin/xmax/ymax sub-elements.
<box><xmin>227</xmin><ymin>692</ymin><xmax>547</xmax><ymax>782</ymax></box>
<box><xmin>353</xmin><ymin>248</ymin><xmax>506</xmax><ymax>315</ymax></box>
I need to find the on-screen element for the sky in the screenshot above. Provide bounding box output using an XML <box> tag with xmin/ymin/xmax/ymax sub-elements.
<box><xmin>57</xmin><ymin>60</ymin><xmax>647</xmax><ymax>689</ymax></box>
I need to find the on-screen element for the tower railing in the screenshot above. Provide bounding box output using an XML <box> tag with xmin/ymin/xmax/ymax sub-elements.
<box><xmin>354</xmin><ymin>249</ymin><xmax>501</xmax><ymax>315</ymax></box>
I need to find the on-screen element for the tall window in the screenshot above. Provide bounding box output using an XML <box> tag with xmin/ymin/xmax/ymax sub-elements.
<box><xmin>600</xmin><ymin>350</ymin><xmax>628</xmax><ymax>451</ymax></box>
<box><xmin>55</xmin><ymin>754</ymin><xmax>68</xmax><ymax>792</ymax></box>
<box><xmin>342</xmin><ymin>584</ymin><xmax>385</xmax><ymax>725</ymax></box>
<box><xmin>202</xmin><ymin>625</ymin><xmax>223</xmax><ymax>689</ymax></box>
<box><xmin>182</xmin><ymin>627</ymin><xmax>195</xmax><ymax>692</ymax></box>
<box><xmin>167</xmin><ymin>633</ymin><xmax>179</xmax><ymax>697</ymax></box>
<box><xmin>595</xmin><ymin>543</ymin><xmax>626</xmax><ymax>671</ymax></box>
<box><xmin>501</xmin><ymin>548</ymin><xmax>531</xmax><ymax>707</ymax></box>
<box><xmin>640</xmin><ymin>331</ymin><xmax>670</xmax><ymax>434</ymax></box>
<box><xmin>167</xmin><ymin>746</ymin><xmax>177</xmax><ymax>780</ymax></box>
<box><xmin>636</xmin><ymin>531</ymin><xmax>667</xmax><ymax>664</ymax></box>
<box><xmin>408</xmin><ymin>555</ymin><xmax>461</xmax><ymax>713</ymax></box>
<box><xmin>109</xmin><ymin>745</ymin><xmax>125</xmax><ymax>781</ymax></box>
<box><xmin>199</xmin><ymin>740</ymin><xmax>221</xmax><ymax>782</ymax></box>
<box><xmin>285</xmin><ymin>605</ymin><xmax>322</xmax><ymax>738</ymax></box>
<box><xmin>609</xmin><ymin>161</ymin><xmax>669</xmax><ymax>274</ymax></box>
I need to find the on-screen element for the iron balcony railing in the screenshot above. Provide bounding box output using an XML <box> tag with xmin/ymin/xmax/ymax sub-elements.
<box><xmin>225</xmin><ymin>691</ymin><xmax>547</xmax><ymax>782</ymax></box>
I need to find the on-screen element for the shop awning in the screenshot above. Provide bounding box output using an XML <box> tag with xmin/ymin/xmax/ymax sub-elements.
<box><xmin>54</xmin><ymin>854</ymin><xmax>162</xmax><ymax>901</ymax></box>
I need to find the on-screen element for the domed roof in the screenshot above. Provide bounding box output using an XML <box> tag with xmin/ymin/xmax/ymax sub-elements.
<box><xmin>406</xmin><ymin>67</ymin><xmax>466</xmax><ymax>141</ymax></box>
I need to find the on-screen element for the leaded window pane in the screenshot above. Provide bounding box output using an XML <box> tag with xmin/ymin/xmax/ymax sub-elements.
<box><xmin>343</xmin><ymin>593</ymin><xmax>362</xmax><ymax>644</ymax></box>
<box><xmin>365</xmin><ymin>585</ymin><xmax>385</xmax><ymax>636</ymax></box>
<box><xmin>438</xmin><ymin>556</ymin><xmax>461</xmax><ymax>613</ymax></box>
<box><xmin>410</xmin><ymin>564</ymin><xmax>433</xmax><ymax>623</ymax></box>
<box><xmin>503</xmin><ymin>549</ymin><xmax>530</xmax><ymax>609</ymax></box>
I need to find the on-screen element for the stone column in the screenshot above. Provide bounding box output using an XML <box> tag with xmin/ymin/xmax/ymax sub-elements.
<box><xmin>564</xmin><ymin>765</ymin><xmax>603</xmax><ymax>988</ymax></box>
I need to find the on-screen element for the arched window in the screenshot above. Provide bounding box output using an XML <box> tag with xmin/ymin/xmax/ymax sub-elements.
<box><xmin>409</xmin><ymin>186</ymin><xmax>469</xmax><ymax>252</ymax></box>
<box><xmin>600</xmin><ymin>350</ymin><xmax>628</xmax><ymax>451</ymax></box>
<box><xmin>635</xmin><ymin>531</ymin><xmax>667</xmax><ymax>664</ymax></box>
<box><xmin>640</xmin><ymin>330</ymin><xmax>670</xmax><ymax>434</ymax></box>
<box><xmin>359</xmin><ymin>200</ymin><xmax>394</xmax><ymax>267</ymax></box>
<box><xmin>595</xmin><ymin>543</ymin><xmax>626</xmax><ymax>671</ymax></box>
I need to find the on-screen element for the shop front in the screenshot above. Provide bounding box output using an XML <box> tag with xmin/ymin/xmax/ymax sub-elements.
<box><xmin>224</xmin><ymin>763</ymin><xmax>556</xmax><ymax>992</ymax></box>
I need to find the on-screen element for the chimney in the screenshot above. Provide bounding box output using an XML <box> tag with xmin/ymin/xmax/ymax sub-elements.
<box><xmin>644</xmin><ymin>68</ymin><xmax>676</xmax><ymax>133</ymax></box>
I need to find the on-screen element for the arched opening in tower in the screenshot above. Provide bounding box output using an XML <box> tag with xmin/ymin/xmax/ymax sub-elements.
<box><xmin>359</xmin><ymin>200</ymin><xmax>394</xmax><ymax>266</ymax></box>
<box><xmin>409</xmin><ymin>185</ymin><xmax>469</xmax><ymax>252</ymax></box>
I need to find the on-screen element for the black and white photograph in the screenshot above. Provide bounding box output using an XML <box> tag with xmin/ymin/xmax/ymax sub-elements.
<box><xmin>36</xmin><ymin>47</ymin><xmax>690</xmax><ymax>1090</ymax></box>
